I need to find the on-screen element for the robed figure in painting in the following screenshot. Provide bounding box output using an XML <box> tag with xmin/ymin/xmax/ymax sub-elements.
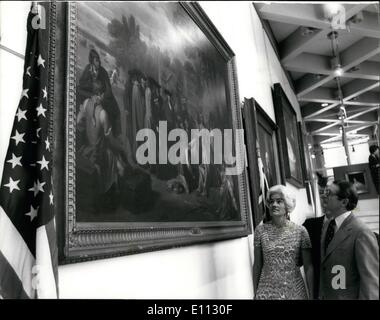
<box><xmin>77</xmin><ymin>79</ymin><xmax>128</xmax><ymax>212</ymax></box>
<box><xmin>78</xmin><ymin>48</ymin><xmax>122</xmax><ymax>138</ymax></box>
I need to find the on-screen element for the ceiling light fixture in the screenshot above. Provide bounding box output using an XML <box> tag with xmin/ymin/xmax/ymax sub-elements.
<box><xmin>323</xmin><ymin>3</ymin><xmax>344</xmax><ymax>20</ymax></box>
<box><xmin>338</xmin><ymin>105</ymin><xmax>347</xmax><ymax>119</ymax></box>
<box><xmin>323</xmin><ymin>3</ymin><xmax>345</xmax><ymax>29</ymax></box>
<box><xmin>322</xmin><ymin>103</ymin><xmax>328</xmax><ymax>107</ymax></box>
<box><xmin>334</xmin><ymin>66</ymin><xmax>343</xmax><ymax>77</ymax></box>
<box><xmin>328</xmin><ymin>32</ymin><xmax>344</xmax><ymax>78</ymax></box>
<box><xmin>325</xmin><ymin>11</ymin><xmax>351</xmax><ymax>164</ymax></box>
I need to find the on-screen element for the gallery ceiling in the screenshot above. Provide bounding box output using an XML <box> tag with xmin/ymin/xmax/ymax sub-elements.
<box><xmin>254</xmin><ymin>2</ymin><xmax>380</xmax><ymax>147</ymax></box>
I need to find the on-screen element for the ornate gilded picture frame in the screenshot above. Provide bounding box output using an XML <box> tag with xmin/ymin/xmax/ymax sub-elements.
<box><xmin>48</xmin><ymin>2</ymin><xmax>250</xmax><ymax>263</ymax></box>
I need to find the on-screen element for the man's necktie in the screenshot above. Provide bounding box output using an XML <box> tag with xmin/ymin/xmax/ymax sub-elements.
<box><xmin>324</xmin><ymin>219</ymin><xmax>336</xmax><ymax>252</ymax></box>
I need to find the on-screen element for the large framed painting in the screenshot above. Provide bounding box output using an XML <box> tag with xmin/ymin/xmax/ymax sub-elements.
<box><xmin>273</xmin><ymin>83</ymin><xmax>304</xmax><ymax>188</ymax></box>
<box><xmin>48</xmin><ymin>2</ymin><xmax>250</xmax><ymax>262</ymax></box>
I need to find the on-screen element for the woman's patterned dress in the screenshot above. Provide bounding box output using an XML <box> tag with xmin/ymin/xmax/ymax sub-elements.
<box><xmin>254</xmin><ymin>220</ymin><xmax>312</xmax><ymax>300</ymax></box>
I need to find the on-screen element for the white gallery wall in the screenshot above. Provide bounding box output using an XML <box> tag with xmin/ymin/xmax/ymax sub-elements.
<box><xmin>0</xmin><ymin>1</ymin><xmax>314</xmax><ymax>298</ymax></box>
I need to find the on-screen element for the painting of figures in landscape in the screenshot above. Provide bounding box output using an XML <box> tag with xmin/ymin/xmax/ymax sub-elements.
<box><xmin>74</xmin><ymin>2</ymin><xmax>240</xmax><ymax>223</ymax></box>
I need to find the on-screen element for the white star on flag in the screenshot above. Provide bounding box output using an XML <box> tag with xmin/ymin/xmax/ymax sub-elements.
<box><xmin>6</xmin><ymin>153</ymin><xmax>22</xmax><ymax>169</ymax></box>
<box><xmin>21</xmin><ymin>88</ymin><xmax>29</xmax><ymax>99</ymax></box>
<box><xmin>36</xmin><ymin>103</ymin><xmax>47</xmax><ymax>118</ymax></box>
<box><xmin>49</xmin><ymin>191</ymin><xmax>54</xmax><ymax>205</ymax></box>
<box><xmin>15</xmin><ymin>108</ymin><xmax>27</xmax><ymax>122</ymax></box>
<box><xmin>11</xmin><ymin>130</ymin><xmax>25</xmax><ymax>146</ymax></box>
<box><xmin>26</xmin><ymin>66</ymin><xmax>32</xmax><ymax>77</ymax></box>
<box><xmin>37</xmin><ymin>54</ymin><xmax>45</xmax><ymax>68</ymax></box>
<box><xmin>37</xmin><ymin>155</ymin><xmax>49</xmax><ymax>171</ymax></box>
<box><xmin>45</xmin><ymin>138</ymin><xmax>50</xmax><ymax>151</ymax></box>
<box><xmin>25</xmin><ymin>205</ymin><xmax>39</xmax><ymax>221</ymax></box>
<box><xmin>4</xmin><ymin>177</ymin><xmax>20</xmax><ymax>193</ymax></box>
<box><xmin>42</xmin><ymin>87</ymin><xmax>47</xmax><ymax>99</ymax></box>
<box><xmin>28</xmin><ymin>179</ymin><xmax>46</xmax><ymax>197</ymax></box>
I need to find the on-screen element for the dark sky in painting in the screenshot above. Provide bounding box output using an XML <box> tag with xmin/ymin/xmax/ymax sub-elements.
<box><xmin>79</xmin><ymin>2</ymin><xmax>209</xmax><ymax>63</ymax></box>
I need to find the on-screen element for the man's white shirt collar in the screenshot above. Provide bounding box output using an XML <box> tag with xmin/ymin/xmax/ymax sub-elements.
<box><xmin>324</xmin><ymin>211</ymin><xmax>351</xmax><ymax>232</ymax></box>
<box><xmin>335</xmin><ymin>211</ymin><xmax>351</xmax><ymax>231</ymax></box>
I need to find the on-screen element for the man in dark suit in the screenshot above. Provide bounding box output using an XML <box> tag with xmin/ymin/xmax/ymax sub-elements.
<box><xmin>303</xmin><ymin>172</ymin><xmax>328</xmax><ymax>299</ymax></box>
<box><xmin>319</xmin><ymin>180</ymin><xmax>379</xmax><ymax>300</ymax></box>
<box><xmin>303</xmin><ymin>215</ymin><xmax>325</xmax><ymax>299</ymax></box>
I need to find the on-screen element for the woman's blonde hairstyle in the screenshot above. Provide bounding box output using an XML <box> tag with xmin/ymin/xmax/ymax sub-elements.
<box><xmin>265</xmin><ymin>185</ymin><xmax>296</xmax><ymax>220</ymax></box>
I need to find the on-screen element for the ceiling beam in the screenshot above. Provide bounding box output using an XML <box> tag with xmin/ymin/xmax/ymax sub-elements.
<box><xmin>301</xmin><ymin>103</ymin><xmax>338</xmax><ymax>118</ymax></box>
<box><xmin>347</xmin><ymin>11</ymin><xmax>380</xmax><ymax>39</ymax></box>
<box><xmin>343</xmin><ymin>61</ymin><xmax>380</xmax><ymax>81</ymax></box>
<box><xmin>257</xmin><ymin>3</ymin><xmax>327</xmax><ymax>29</ymax></box>
<box><xmin>286</xmin><ymin>54</ymin><xmax>380</xmax><ymax>81</ymax></box>
<box><xmin>342</xmin><ymin>79</ymin><xmax>379</xmax><ymax>100</ymax></box>
<box><xmin>305</xmin><ymin>118</ymin><xmax>376</xmax><ymax>124</ymax></box>
<box><xmin>345</xmin><ymin>92</ymin><xmax>380</xmax><ymax>106</ymax></box>
<box><xmin>271</xmin><ymin>3</ymin><xmax>370</xmax><ymax>63</ymax></box>
<box><xmin>320</xmin><ymin>133</ymin><xmax>369</xmax><ymax>144</ymax></box>
<box><xmin>340</xmin><ymin>37</ymin><xmax>380</xmax><ymax>71</ymax></box>
<box><xmin>302</xmin><ymin>91</ymin><xmax>380</xmax><ymax>111</ymax></box>
<box><xmin>284</xmin><ymin>53</ymin><xmax>330</xmax><ymax>74</ymax></box>
<box><xmin>299</xmin><ymin>87</ymin><xmax>336</xmax><ymax>103</ymax></box>
<box><xmin>306</xmin><ymin>122</ymin><xmax>373</xmax><ymax>135</ymax></box>
<box><xmin>345</xmin><ymin>122</ymin><xmax>378</xmax><ymax>132</ymax></box>
<box><xmin>296</xmin><ymin>75</ymin><xmax>333</xmax><ymax>97</ymax></box>
<box><xmin>311</xmin><ymin>106</ymin><xmax>379</xmax><ymax>134</ymax></box>
<box><xmin>303</xmin><ymin>81</ymin><xmax>379</xmax><ymax>119</ymax></box>
<box><xmin>301</xmin><ymin>81</ymin><xmax>378</xmax><ymax>104</ymax></box>
<box><xmin>297</xmin><ymin>37</ymin><xmax>380</xmax><ymax>97</ymax></box>
<box><xmin>280</xmin><ymin>27</ymin><xmax>324</xmax><ymax>64</ymax></box>
<box><xmin>320</xmin><ymin>122</ymin><xmax>375</xmax><ymax>144</ymax></box>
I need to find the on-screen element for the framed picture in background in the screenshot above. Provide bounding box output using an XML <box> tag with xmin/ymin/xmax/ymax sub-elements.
<box><xmin>297</xmin><ymin>121</ymin><xmax>313</xmax><ymax>204</ymax></box>
<box><xmin>48</xmin><ymin>2</ymin><xmax>251</xmax><ymax>262</ymax></box>
<box><xmin>242</xmin><ymin>98</ymin><xmax>261</xmax><ymax>228</ymax></box>
<box><xmin>333</xmin><ymin>163</ymin><xmax>377</xmax><ymax>200</ymax></box>
<box><xmin>345</xmin><ymin>171</ymin><xmax>369</xmax><ymax>195</ymax></box>
<box><xmin>256</xmin><ymin>102</ymin><xmax>282</xmax><ymax>188</ymax></box>
<box><xmin>243</xmin><ymin>98</ymin><xmax>282</xmax><ymax>228</ymax></box>
<box><xmin>273</xmin><ymin>83</ymin><xmax>304</xmax><ymax>188</ymax></box>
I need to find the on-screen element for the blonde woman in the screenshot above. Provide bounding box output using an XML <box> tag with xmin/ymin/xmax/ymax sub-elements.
<box><xmin>253</xmin><ymin>185</ymin><xmax>314</xmax><ymax>299</ymax></box>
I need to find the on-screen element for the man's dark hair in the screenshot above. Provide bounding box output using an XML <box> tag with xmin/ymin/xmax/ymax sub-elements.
<box><xmin>333</xmin><ymin>180</ymin><xmax>358</xmax><ymax>211</ymax></box>
<box><xmin>369</xmin><ymin>145</ymin><xmax>379</xmax><ymax>154</ymax></box>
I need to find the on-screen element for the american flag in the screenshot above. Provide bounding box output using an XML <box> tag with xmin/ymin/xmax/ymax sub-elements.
<box><xmin>0</xmin><ymin>3</ymin><xmax>58</xmax><ymax>299</ymax></box>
